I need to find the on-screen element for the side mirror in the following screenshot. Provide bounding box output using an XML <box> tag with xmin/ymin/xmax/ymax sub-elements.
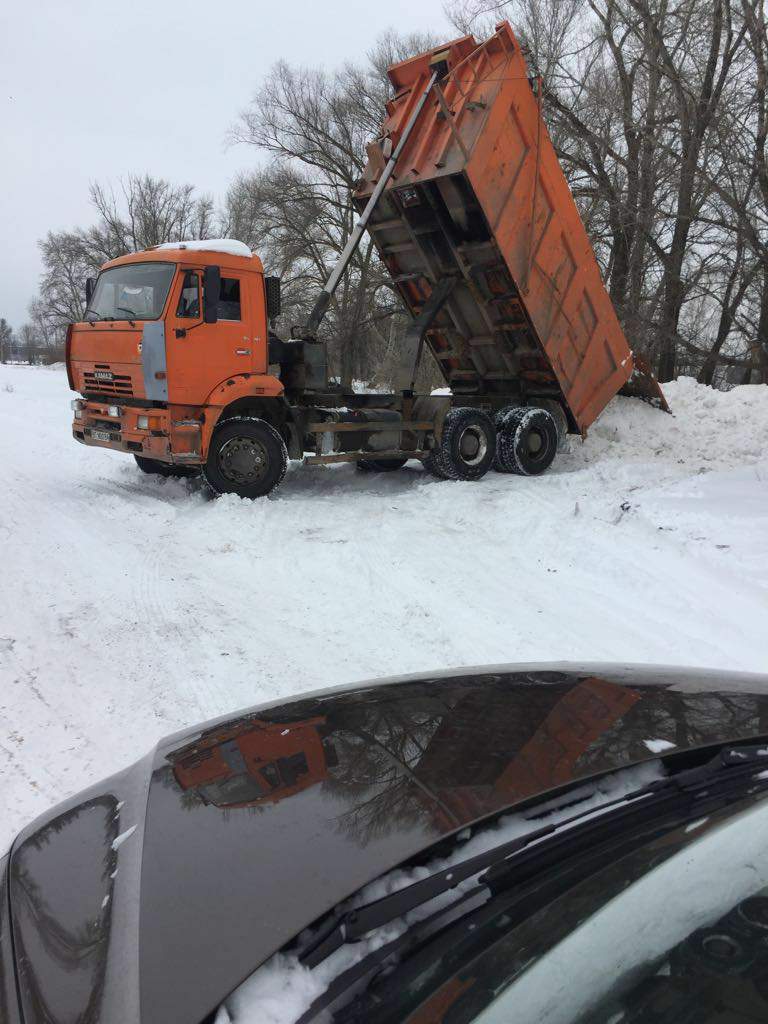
<box><xmin>265</xmin><ymin>276</ymin><xmax>281</xmax><ymax>320</ymax></box>
<box><xmin>85</xmin><ymin>277</ymin><xmax>95</xmax><ymax>306</ymax></box>
<box><xmin>203</xmin><ymin>266</ymin><xmax>221</xmax><ymax>324</ymax></box>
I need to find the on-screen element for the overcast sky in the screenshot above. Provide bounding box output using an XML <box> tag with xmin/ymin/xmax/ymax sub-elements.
<box><xmin>0</xmin><ymin>0</ymin><xmax>452</xmax><ymax>330</ymax></box>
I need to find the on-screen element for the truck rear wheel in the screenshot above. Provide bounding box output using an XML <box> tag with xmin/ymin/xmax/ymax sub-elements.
<box><xmin>134</xmin><ymin>455</ymin><xmax>199</xmax><ymax>478</ymax></box>
<box><xmin>424</xmin><ymin>407</ymin><xmax>496</xmax><ymax>481</ymax></box>
<box><xmin>495</xmin><ymin>406</ymin><xmax>558</xmax><ymax>476</ymax></box>
<box><xmin>203</xmin><ymin>417</ymin><xmax>288</xmax><ymax>499</ymax></box>
<box><xmin>356</xmin><ymin>457</ymin><xmax>409</xmax><ymax>472</ymax></box>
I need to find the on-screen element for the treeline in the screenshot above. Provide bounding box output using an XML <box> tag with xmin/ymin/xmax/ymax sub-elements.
<box><xmin>0</xmin><ymin>316</ymin><xmax>62</xmax><ymax>365</ymax></box>
<box><xmin>452</xmin><ymin>0</ymin><xmax>768</xmax><ymax>385</ymax></box>
<box><xmin>9</xmin><ymin>1</ymin><xmax>768</xmax><ymax>386</ymax></box>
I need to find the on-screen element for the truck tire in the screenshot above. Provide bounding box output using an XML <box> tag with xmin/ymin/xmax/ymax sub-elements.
<box><xmin>203</xmin><ymin>417</ymin><xmax>288</xmax><ymax>499</ymax></box>
<box><xmin>530</xmin><ymin>399</ymin><xmax>568</xmax><ymax>448</ymax></box>
<box><xmin>134</xmin><ymin>455</ymin><xmax>199</xmax><ymax>478</ymax></box>
<box><xmin>495</xmin><ymin>406</ymin><xmax>558</xmax><ymax>476</ymax></box>
<box><xmin>422</xmin><ymin>447</ymin><xmax>450</xmax><ymax>479</ymax></box>
<box><xmin>424</xmin><ymin>407</ymin><xmax>496</xmax><ymax>481</ymax></box>
<box><xmin>356</xmin><ymin>457</ymin><xmax>409</xmax><ymax>472</ymax></box>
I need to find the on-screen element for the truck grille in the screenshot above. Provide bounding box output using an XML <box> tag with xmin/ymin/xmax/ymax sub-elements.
<box><xmin>83</xmin><ymin>370</ymin><xmax>134</xmax><ymax>396</ymax></box>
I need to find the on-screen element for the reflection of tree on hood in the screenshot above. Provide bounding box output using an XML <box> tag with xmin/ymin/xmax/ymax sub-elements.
<box><xmin>324</xmin><ymin>696</ymin><xmax>457</xmax><ymax>846</ymax></box>
<box><xmin>576</xmin><ymin>690</ymin><xmax>768</xmax><ymax>775</ymax></box>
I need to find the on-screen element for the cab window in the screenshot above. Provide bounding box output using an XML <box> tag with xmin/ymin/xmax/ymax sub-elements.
<box><xmin>176</xmin><ymin>271</ymin><xmax>200</xmax><ymax>318</ymax></box>
<box><xmin>219</xmin><ymin>278</ymin><xmax>241</xmax><ymax>321</ymax></box>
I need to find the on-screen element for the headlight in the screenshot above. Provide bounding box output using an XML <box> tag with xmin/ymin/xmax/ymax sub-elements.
<box><xmin>74</xmin><ymin>410</ymin><xmax>83</xmax><ymax>420</ymax></box>
<box><xmin>138</xmin><ymin>415</ymin><xmax>149</xmax><ymax>429</ymax></box>
<box><xmin>70</xmin><ymin>399</ymin><xmax>85</xmax><ymax>411</ymax></box>
<box><xmin>108</xmin><ymin>405</ymin><xmax>122</xmax><ymax>418</ymax></box>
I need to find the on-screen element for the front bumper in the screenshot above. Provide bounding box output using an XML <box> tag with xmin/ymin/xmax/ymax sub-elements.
<box><xmin>71</xmin><ymin>400</ymin><xmax>203</xmax><ymax>465</ymax></box>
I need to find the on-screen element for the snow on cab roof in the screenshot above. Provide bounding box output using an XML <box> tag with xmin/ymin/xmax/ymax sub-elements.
<box><xmin>152</xmin><ymin>239</ymin><xmax>253</xmax><ymax>258</ymax></box>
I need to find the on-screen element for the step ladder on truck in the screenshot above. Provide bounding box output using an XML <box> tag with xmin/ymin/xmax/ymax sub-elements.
<box><xmin>67</xmin><ymin>21</ymin><xmax>667</xmax><ymax>498</ymax></box>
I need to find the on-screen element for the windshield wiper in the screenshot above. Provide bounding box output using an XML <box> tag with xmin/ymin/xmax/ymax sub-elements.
<box><xmin>83</xmin><ymin>309</ymin><xmax>121</xmax><ymax>323</ymax></box>
<box><xmin>297</xmin><ymin>742</ymin><xmax>768</xmax><ymax>985</ymax></box>
<box><xmin>115</xmin><ymin>305</ymin><xmax>137</xmax><ymax>317</ymax></box>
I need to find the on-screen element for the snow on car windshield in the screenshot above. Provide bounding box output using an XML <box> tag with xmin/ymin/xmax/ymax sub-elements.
<box><xmin>214</xmin><ymin>760</ymin><xmax>665</xmax><ymax>1024</ymax></box>
<box><xmin>87</xmin><ymin>262</ymin><xmax>175</xmax><ymax>321</ymax></box>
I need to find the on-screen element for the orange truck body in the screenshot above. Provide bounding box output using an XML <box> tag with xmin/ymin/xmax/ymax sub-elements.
<box><xmin>66</xmin><ymin>24</ymin><xmax>665</xmax><ymax>487</ymax></box>
<box><xmin>169</xmin><ymin>715</ymin><xmax>332</xmax><ymax>809</ymax></box>
<box><xmin>356</xmin><ymin>21</ymin><xmax>665</xmax><ymax>430</ymax></box>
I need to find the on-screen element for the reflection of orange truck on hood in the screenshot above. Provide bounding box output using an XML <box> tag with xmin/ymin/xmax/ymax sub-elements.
<box><xmin>170</xmin><ymin>716</ymin><xmax>336</xmax><ymax>809</ymax></box>
<box><xmin>66</xmin><ymin>22</ymin><xmax>666</xmax><ymax>500</ymax></box>
<box><xmin>416</xmin><ymin>676</ymin><xmax>641</xmax><ymax>830</ymax></box>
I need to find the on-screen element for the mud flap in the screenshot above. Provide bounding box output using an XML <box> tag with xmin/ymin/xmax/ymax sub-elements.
<box><xmin>619</xmin><ymin>354</ymin><xmax>670</xmax><ymax>412</ymax></box>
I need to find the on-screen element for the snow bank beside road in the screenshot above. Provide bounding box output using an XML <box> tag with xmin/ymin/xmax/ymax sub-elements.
<box><xmin>0</xmin><ymin>365</ymin><xmax>767</xmax><ymax>846</ymax></box>
<box><xmin>573</xmin><ymin>376</ymin><xmax>767</xmax><ymax>470</ymax></box>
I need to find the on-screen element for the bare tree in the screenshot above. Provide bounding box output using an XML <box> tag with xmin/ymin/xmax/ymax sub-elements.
<box><xmin>0</xmin><ymin>318</ymin><xmax>12</xmax><ymax>363</ymax></box>
<box><xmin>447</xmin><ymin>0</ymin><xmax>764</xmax><ymax>384</ymax></box>
<box><xmin>230</xmin><ymin>33</ymin><xmax>439</xmax><ymax>386</ymax></box>
<box><xmin>34</xmin><ymin>174</ymin><xmax>214</xmax><ymax>338</ymax></box>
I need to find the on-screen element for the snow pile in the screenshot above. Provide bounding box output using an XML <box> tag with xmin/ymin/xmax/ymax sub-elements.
<box><xmin>217</xmin><ymin>761</ymin><xmax>665</xmax><ymax>1024</ymax></box>
<box><xmin>0</xmin><ymin>365</ymin><xmax>767</xmax><ymax>848</ymax></box>
<box><xmin>153</xmin><ymin>239</ymin><xmax>253</xmax><ymax>258</ymax></box>
<box><xmin>573</xmin><ymin>376</ymin><xmax>768</xmax><ymax>472</ymax></box>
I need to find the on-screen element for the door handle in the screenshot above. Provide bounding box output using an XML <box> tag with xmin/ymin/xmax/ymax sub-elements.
<box><xmin>235</xmin><ymin>349</ymin><xmax>251</xmax><ymax>356</ymax></box>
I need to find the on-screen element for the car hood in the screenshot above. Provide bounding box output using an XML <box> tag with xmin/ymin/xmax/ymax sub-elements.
<box><xmin>7</xmin><ymin>662</ymin><xmax>768</xmax><ymax>1024</ymax></box>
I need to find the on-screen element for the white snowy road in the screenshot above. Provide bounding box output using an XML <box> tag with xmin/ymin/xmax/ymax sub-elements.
<box><xmin>1</xmin><ymin>363</ymin><xmax>767</xmax><ymax>847</ymax></box>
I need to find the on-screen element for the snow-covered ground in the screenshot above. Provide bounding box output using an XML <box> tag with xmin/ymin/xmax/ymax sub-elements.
<box><xmin>1</xmin><ymin>364</ymin><xmax>767</xmax><ymax>848</ymax></box>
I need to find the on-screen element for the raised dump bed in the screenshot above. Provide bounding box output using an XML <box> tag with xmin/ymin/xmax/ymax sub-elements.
<box><xmin>355</xmin><ymin>21</ymin><xmax>665</xmax><ymax>433</ymax></box>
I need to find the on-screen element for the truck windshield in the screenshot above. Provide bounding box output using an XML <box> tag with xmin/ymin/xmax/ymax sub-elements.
<box><xmin>87</xmin><ymin>262</ymin><xmax>175</xmax><ymax>321</ymax></box>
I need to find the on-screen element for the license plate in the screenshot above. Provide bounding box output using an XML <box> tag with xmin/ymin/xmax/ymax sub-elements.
<box><xmin>91</xmin><ymin>429</ymin><xmax>115</xmax><ymax>442</ymax></box>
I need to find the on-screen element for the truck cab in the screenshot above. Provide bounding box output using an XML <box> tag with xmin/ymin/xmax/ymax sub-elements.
<box><xmin>68</xmin><ymin>240</ymin><xmax>286</xmax><ymax>476</ymax></box>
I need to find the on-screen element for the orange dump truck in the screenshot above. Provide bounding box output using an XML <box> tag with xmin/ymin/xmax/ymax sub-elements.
<box><xmin>169</xmin><ymin>715</ymin><xmax>335</xmax><ymax>809</ymax></box>
<box><xmin>67</xmin><ymin>22</ymin><xmax>665</xmax><ymax>499</ymax></box>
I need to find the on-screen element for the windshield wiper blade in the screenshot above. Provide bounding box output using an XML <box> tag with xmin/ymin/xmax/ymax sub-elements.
<box><xmin>83</xmin><ymin>307</ymin><xmax>104</xmax><ymax>323</ymax></box>
<box><xmin>299</xmin><ymin>742</ymin><xmax>768</xmax><ymax>971</ymax></box>
<box><xmin>299</xmin><ymin>820</ymin><xmax>556</xmax><ymax>969</ymax></box>
<box><xmin>484</xmin><ymin>742</ymin><xmax>768</xmax><ymax>892</ymax></box>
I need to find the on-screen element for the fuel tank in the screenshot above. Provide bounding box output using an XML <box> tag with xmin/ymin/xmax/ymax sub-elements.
<box><xmin>316</xmin><ymin>408</ymin><xmax>404</xmax><ymax>453</ymax></box>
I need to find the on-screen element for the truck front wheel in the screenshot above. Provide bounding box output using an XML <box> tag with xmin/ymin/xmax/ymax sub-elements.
<box><xmin>203</xmin><ymin>417</ymin><xmax>288</xmax><ymax>499</ymax></box>
<box><xmin>495</xmin><ymin>406</ymin><xmax>558</xmax><ymax>475</ymax></box>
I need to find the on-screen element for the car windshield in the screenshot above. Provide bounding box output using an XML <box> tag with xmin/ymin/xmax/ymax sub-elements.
<box><xmin>218</xmin><ymin>753</ymin><xmax>768</xmax><ymax>1024</ymax></box>
<box><xmin>472</xmin><ymin>796</ymin><xmax>768</xmax><ymax>1024</ymax></box>
<box><xmin>87</xmin><ymin>262</ymin><xmax>175</xmax><ymax>321</ymax></box>
<box><xmin>328</xmin><ymin>794</ymin><xmax>768</xmax><ymax>1024</ymax></box>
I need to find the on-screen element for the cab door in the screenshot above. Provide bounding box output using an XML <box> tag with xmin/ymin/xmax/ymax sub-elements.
<box><xmin>166</xmin><ymin>267</ymin><xmax>255</xmax><ymax>406</ymax></box>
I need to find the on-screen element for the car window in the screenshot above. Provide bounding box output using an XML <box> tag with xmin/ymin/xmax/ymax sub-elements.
<box><xmin>176</xmin><ymin>271</ymin><xmax>200</xmax><ymax>319</ymax></box>
<box><xmin>219</xmin><ymin>278</ymin><xmax>241</xmax><ymax>321</ymax></box>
